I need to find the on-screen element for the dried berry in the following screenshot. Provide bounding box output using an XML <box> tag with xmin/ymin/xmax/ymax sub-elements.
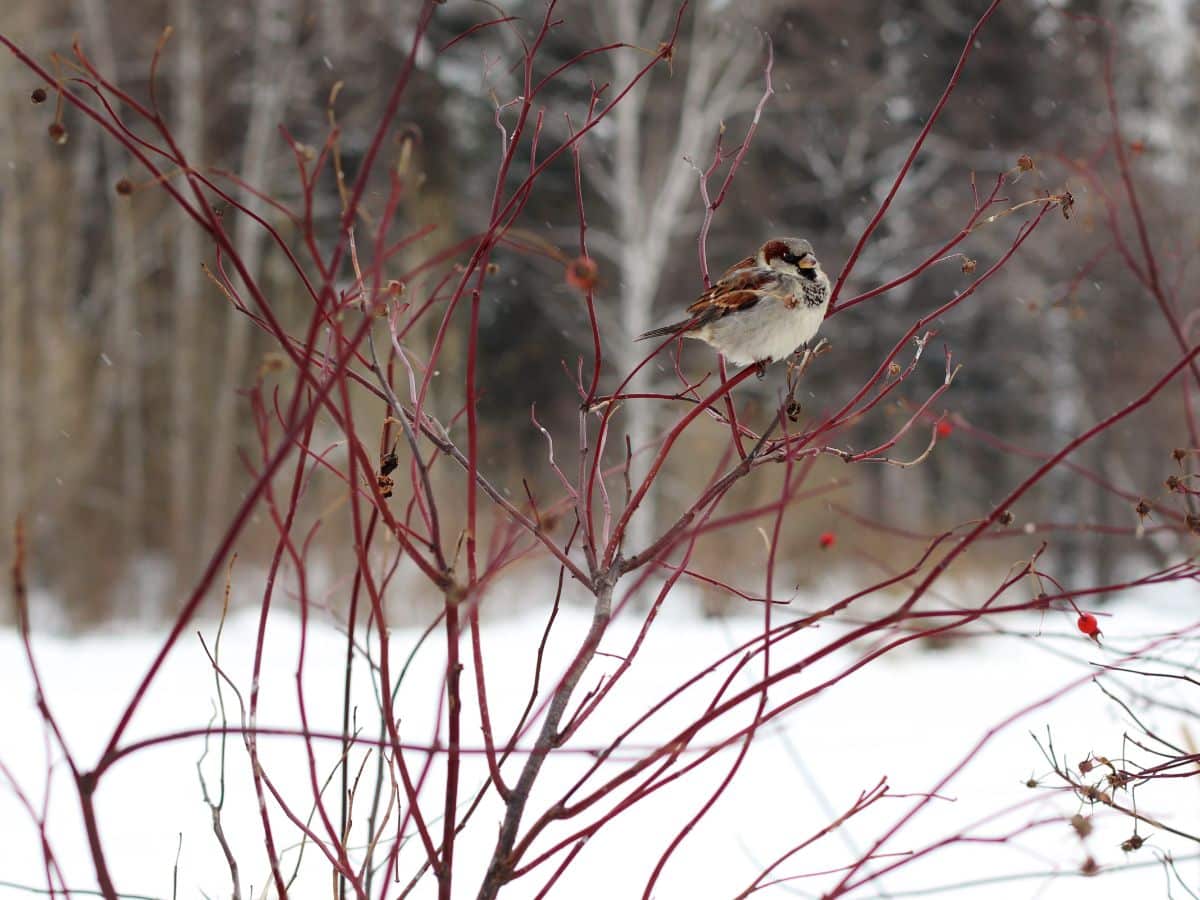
<box><xmin>565</xmin><ymin>256</ymin><xmax>600</xmax><ymax>292</ymax></box>
<box><xmin>376</xmin><ymin>474</ymin><xmax>394</xmax><ymax>499</ymax></box>
<box><xmin>115</xmin><ymin>178</ymin><xmax>133</xmax><ymax>196</ymax></box>
<box><xmin>936</xmin><ymin>419</ymin><xmax>953</xmax><ymax>439</ymax></box>
<box><xmin>31</xmin><ymin>87</ymin><xmax>47</xmax><ymax>104</ymax></box>
<box><xmin>1121</xmin><ymin>833</ymin><xmax>1144</xmax><ymax>852</ymax></box>
<box><xmin>818</xmin><ymin>532</ymin><xmax>836</xmax><ymax>549</ymax></box>
<box><xmin>379</xmin><ymin>449</ymin><xmax>399</xmax><ymax>478</ymax></box>
<box><xmin>47</xmin><ymin>122</ymin><xmax>68</xmax><ymax>145</ymax></box>
<box><xmin>1017</xmin><ymin>153</ymin><xmax>1035</xmax><ymax>172</ymax></box>
<box><xmin>1070</xmin><ymin>813</ymin><xmax>1093</xmax><ymax>838</ymax></box>
<box><xmin>1059</xmin><ymin>189</ymin><xmax>1075</xmax><ymax>220</ymax></box>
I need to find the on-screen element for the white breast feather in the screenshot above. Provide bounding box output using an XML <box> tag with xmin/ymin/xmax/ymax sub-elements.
<box><xmin>693</xmin><ymin>299</ymin><xmax>827</xmax><ymax>366</ymax></box>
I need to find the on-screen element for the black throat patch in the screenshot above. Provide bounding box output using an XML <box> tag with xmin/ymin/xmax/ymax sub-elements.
<box><xmin>802</xmin><ymin>278</ymin><xmax>828</xmax><ymax>308</ymax></box>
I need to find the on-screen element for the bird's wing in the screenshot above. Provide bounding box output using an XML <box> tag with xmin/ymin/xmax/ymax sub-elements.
<box><xmin>685</xmin><ymin>267</ymin><xmax>784</xmax><ymax>324</ymax></box>
<box><xmin>716</xmin><ymin>256</ymin><xmax>757</xmax><ymax>281</ymax></box>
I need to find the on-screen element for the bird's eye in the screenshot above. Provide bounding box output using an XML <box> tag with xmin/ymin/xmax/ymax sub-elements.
<box><xmin>781</xmin><ymin>252</ymin><xmax>798</xmax><ymax>265</ymax></box>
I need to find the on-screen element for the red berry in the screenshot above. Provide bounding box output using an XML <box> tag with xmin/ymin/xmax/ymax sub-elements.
<box><xmin>819</xmin><ymin>531</ymin><xmax>836</xmax><ymax>549</ymax></box>
<box><xmin>1077</xmin><ymin>613</ymin><xmax>1100</xmax><ymax>638</ymax></box>
<box><xmin>564</xmin><ymin>256</ymin><xmax>600</xmax><ymax>292</ymax></box>
<box><xmin>936</xmin><ymin>419</ymin><xmax>953</xmax><ymax>439</ymax></box>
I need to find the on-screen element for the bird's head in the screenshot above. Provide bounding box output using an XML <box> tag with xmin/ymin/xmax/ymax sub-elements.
<box><xmin>758</xmin><ymin>237</ymin><xmax>823</xmax><ymax>282</ymax></box>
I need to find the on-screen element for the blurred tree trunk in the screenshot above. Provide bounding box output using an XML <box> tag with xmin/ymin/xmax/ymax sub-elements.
<box><xmin>319</xmin><ymin>0</ymin><xmax>347</xmax><ymax>62</ymax></box>
<box><xmin>204</xmin><ymin>0</ymin><xmax>295</xmax><ymax>551</ymax></box>
<box><xmin>0</xmin><ymin>100</ymin><xmax>23</xmax><ymax>527</ymax></box>
<box><xmin>78</xmin><ymin>0</ymin><xmax>146</xmax><ymax>562</ymax></box>
<box><xmin>1046</xmin><ymin>305</ymin><xmax>1083</xmax><ymax>581</ymax></box>
<box><xmin>169</xmin><ymin>0</ymin><xmax>205</xmax><ymax>579</ymax></box>
<box><xmin>605</xmin><ymin>0</ymin><xmax>760</xmax><ymax>560</ymax></box>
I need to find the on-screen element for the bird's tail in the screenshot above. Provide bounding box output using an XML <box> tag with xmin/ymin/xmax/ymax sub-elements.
<box><xmin>635</xmin><ymin>321</ymin><xmax>689</xmax><ymax>341</ymax></box>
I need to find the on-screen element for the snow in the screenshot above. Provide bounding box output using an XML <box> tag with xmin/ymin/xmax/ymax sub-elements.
<box><xmin>2</xmin><ymin>576</ymin><xmax>1199</xmax><ymax>898</ymax></box>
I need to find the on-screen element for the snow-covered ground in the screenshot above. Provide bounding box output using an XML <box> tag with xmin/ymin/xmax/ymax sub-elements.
<box><xmin>3</xmin><ymin>576</ymin><xmax>1199</xmax><ymax>899</ymax></box>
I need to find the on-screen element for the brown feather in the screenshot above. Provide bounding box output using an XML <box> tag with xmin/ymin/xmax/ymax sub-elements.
<box><xmin>686</xmin><ymin>268</ymin><xmax>781</xmax><ymax>316</ymax></box>
<box><xmin>716</xmin><ymin>256</ymin><xmax>756</xmax><ymax>281</ymax></box>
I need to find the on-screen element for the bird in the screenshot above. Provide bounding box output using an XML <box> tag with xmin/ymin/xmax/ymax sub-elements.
<box><xmin>636</xmin><ymin>237</ymin><xmax>832</xmax><ymax>370</ymax></box>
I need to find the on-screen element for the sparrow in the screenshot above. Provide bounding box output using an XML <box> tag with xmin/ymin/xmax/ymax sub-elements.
<box><xmin>637</xmin><ymin>237</ymin><xmax>832</xmax><ymax>369</ymax></box>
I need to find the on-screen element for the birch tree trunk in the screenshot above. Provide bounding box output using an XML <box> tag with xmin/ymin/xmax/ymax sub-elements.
<box><xmin>606</xmin><ymin>0</ymin><xmax>760</xmax><ymax>560</ymax></box>
<box><xmin>0</xmin><ymin>98</ymin><xmax>23</xmax><ymax>529</ymax></box>
<box><xmin>203</xmin><ymin>0</ymin><xmax>295</xmax><ymax>550</ymax></box>
<box><xmin>77</xmin><ymin>0</ymin><xmax>146</xmax><ymax>562</ymax></box>
<box><xmin>168</xmin><ymin>0</ymin><xmax>205</xmax><ymax>578</ymax></box>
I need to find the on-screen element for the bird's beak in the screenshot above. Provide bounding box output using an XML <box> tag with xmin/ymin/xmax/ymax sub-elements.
<box><xmin>797</xmin><ymin>256</ymin><xmax>817</xmax><ymax>269</ymax></box>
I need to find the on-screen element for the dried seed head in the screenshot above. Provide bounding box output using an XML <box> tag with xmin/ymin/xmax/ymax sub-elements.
<box><xmin>31</xmin><ymin>87</ymin><xmax>47</xmax><ymax>104</ymax></box>
<box><xmin>1120</xmin><ymin>833</ymin><xmax>1144</xmax><ymax>852</ymax></box>
<box><xmin>1017</xmin><ymin>153</ymin><xmax>1035</xmax><ymax>172</ymax></box>
<box><xmin>1135</xmin><ymin>498</ymin><xmax>1151</xmax><ymax>520</ymax></box>
<box><xmin>115</xmin><ymin>178</ymin><xmax>133</xmax><ymax>196</ymax></box>
<box><xmin>1106</xmin><ymin>770</ymin><xmax>1131</xmax><ymax>790</ymax></box>
<box><xmin>1165</xmin><ymin>474</ymin><xmax>1183</xmax><ymax>492</ymax></box>
<box><xmin>1059</xmin><ymin>189</ymin><xmax>1075</xmax><ymax>220</ymax></box>
<box><xmin>1080</xmin><ymin>856</ymin><xmax>1099</xmax><ymax>876</ymax></box>
<box><xmin>387</xmin><ymin>280</ymin><xmax>405</xmax><ymax>296</ymax></box>
<box><xmin>887</xmin><ymin>362</ymin><xmax>901</xmax><ymax>376</ymax></box>
<box><xmin>1172</xmin><ymin>447</ymin><xmax>1189</xmax><ymax>466</ymax></box>
<box><xmin>998</xmin><ymin>509</ymin><xmax>1014</xmax><ymax>526</ymax></box>
<box><xmin>47</xmin><ymin>122</ymin><xmax>68</xmax><ymax>145</ymax></box>
<box><xmin>1025</xmin><ymin>777</ymin><xmax>1039</xmax><ymax>788</ymax></box>
<box><xmin>961</xmin><ymin>257</ymin><xmax>977</xmax><ymax>274</ymax></box>
<box><xmin>379</xmin><ymin>449</ymin><xmax>399</xmax><ymax>478</ymax></box>
<box><xmin>1078</xmin><ymin>757</ymin><xmax>1094</xmax><ymax>775</ymax></box>
<box><xmin>1070</xmin><ymin>813</ymin><xmax>1093</xmax><ymax>838</ymax></box>
<box><xmin>376</xmin><ymin>474</ymin><xmax>394</xmax><ymax>499</ymax></box>
<box><xmin>485</xmin><ymin>262</ymin><xmax>500</xmax><ymax>275</ymax></box>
